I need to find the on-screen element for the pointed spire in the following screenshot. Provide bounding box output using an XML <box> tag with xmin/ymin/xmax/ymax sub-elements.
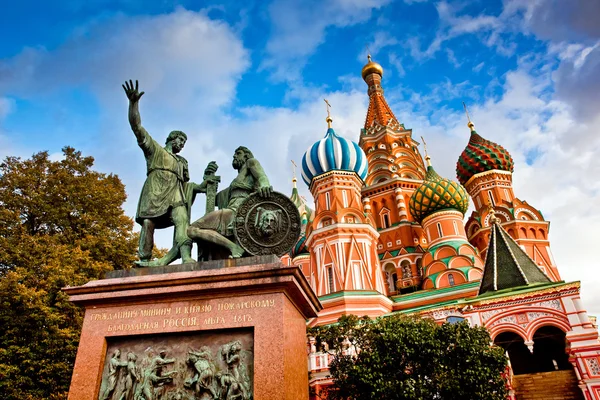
<box><xmin>478</xmin><ymin>209</ymin><xmax>551</xmax><ymax>295</ymax></box>
<box><xmin>463</xmin><ymin>102</ymin><xmax>476</xmax><ymax>132</ymax></box>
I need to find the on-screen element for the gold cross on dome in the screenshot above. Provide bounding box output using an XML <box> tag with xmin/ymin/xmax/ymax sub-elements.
<box><xmin>324</xmin><ymin>99</ymin><xmax>333</xmax><ymax>128</ymax></box>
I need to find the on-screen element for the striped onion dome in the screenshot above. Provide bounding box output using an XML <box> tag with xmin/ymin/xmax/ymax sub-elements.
<box><xmin>409</xmin><ymin>164</ymin><xmax>469</xmax><ymax>223</ymax></box>
<box><xmin>301</xmin><ymin>127</ymin><xmax>368</xmax><ymax>186</ymax></box>
<box><xmin>456</xmin><ymin>127</ymin><xmax>514</xmax><ymax>186</ymax></box>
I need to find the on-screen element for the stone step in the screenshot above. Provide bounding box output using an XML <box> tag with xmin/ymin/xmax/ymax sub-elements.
<box><xmin>513</xmin><ymin>370</ymin><xmax>584</xmax><ymax>400</ymax></box>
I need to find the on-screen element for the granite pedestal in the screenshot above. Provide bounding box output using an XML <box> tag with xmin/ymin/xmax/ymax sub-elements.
<box><xmin>64</xmin><ymin>255</ymin><xmax>321</xmax><ymax>400</ymax></box>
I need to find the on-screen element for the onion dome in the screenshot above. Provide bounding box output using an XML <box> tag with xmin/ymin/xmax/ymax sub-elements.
<box><xmin>301</xmin><ymin>126</ymin><xmax>368</xmax><ymax>186</ymax></box>
<box><xmin>290</xmin><ymin>234</ymin><xmax>309</xmax><ymax>258</ymax></box>
<box><xmin>409</xmin><ymin>161</ymin><xmax>469</xmax><ymax>223</ymax></box>
<box><xmin>361</xmin><ymin>54</ymin><xmax>384</xmax><ymax>81</ymax></box>
<box><xmin>456</xmin><ymin>121</ymin><xmax>514</xmax><ymax>186</ymax></box>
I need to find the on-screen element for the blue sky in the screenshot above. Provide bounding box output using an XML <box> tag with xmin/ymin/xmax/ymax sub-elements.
<box><xmin>1</xmin><ymin>0</ymin><xmax>600</xmax><ymax>312</ymax></box>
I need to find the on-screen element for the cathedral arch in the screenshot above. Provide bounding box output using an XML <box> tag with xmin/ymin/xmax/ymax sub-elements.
<box><xmin>448</xmin><ymin>256</ymin><xmax>474</xmax><ymax>269</ymax></box>
<box><xmin>494</xmin><ymin>330</ymin><xmax>536</xmax><ymax>375</ymax></box>
<box><xmin>436</xmin><ymin>270</ymin><xmax>466</xmax><ymax>288</ymax></box>
<box><xmin>457</xmin><ymin>244</ymin><xmax>476</xmax><ymax>256</ymax></box>
<box><xmin>529</xmin><ymin>325</ymin><xmax>571</xmax><ymax>372</ymax></box>
<box><xmin>435</xmin><ymin>246</ymin><xmax>457</xmax><ymax>259</ymax></box>
<box><xmin>425</xmin><ymin>261</ymin><xmax>446</xmax><ymax>276</ymax></box>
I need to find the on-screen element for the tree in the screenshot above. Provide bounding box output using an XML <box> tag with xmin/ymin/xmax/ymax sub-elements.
<box><xmin>309</xmin><ymin>314</ymin><xmax>508</xmax><ymax>400</ymax></box>
<box><xmin>0</xmin><ymin>147</ymin><xmax>138</xmax><ymax>400</ymax></box>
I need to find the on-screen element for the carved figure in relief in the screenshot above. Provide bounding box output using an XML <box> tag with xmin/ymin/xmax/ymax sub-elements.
<box><xmin>254</xmin><ymin>207</ymin><xmax>283</xmax><ymax>238</ymax></box>
<box><xmin>135</xmin><ymin>350</ymin><xmax>177</xmax><ymax>400</ymax></box>
<box><xmin>184</xmin><ymin>347</ymin><xmax>218</xmax><ymax>399</ymax></box>
<box><xmin>100</xmin><ymin>349</ymin><xmax>128</xmax><ymax>400</ymax></box>
<box><xmin>218</xmin><ymin>341</ymin><xmax>251</xmax><ymax>400</ymax></box>
<box><xmin>119</xmin><ymin>353</ymin><xmax>140</xmax><ymax>400</ymax></box>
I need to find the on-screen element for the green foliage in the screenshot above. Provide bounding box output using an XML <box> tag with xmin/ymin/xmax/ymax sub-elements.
<box><xmin>309</xmin><ymin>314</ymin><xmax>508</xmax><ymax>400</ymax></box>
<box><xmin>0</xmin><ymin>147</ymin><xmax>138</xmax><ymax>400</ymax></box>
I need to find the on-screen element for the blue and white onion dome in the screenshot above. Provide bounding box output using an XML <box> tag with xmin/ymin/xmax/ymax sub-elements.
<box><xmin>301</xmin><ymin>124</ymin><xmax>368</xmax><ymax>186</ymax></box>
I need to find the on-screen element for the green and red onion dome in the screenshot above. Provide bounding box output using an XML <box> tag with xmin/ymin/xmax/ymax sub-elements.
<box><xmin>409</xmin><ymin>164</ymin><xmax>470</xmax><ymax>224</ymax></box>
<box><xmin>456</xmin><ymin>127</ymin><xmax>514</xmax><ymax>186</ymax></box>
<box><xmin>290</xmin><ymin>234</ymin><xmax>308</xmax><ymax>259</ymax></box>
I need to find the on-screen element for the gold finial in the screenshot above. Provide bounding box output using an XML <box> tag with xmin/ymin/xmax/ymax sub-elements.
<box><xmin>324</xmin><ymin>98</ymin><xmax>333</xmax><ymax>128</ymax></box>
<box><xmin>291</xmin><ymin>160</ymin><xmax>297</xmax><ymax>188</ymax></box>
<box><xmin>487</xmin><ymin>202</ymin><xmax>498</xmax><ymax>224</ymax></box>
<box><xmin>463</xmin><ymin>102</ymin><xmax>475</xmax><ymax>132</ymax></box>
<box><xmin>421</xmin><ymin>136</ymin><xmax>431</xmax><ymax>167</ymax></box>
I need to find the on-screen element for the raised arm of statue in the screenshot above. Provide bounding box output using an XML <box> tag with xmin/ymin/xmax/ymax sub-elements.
<box><xmin>247</xmin><ymin>158</ymin><xmax>273</xmax><ymax>197</ymax></box>
<box><xmin>122</xmin><ymin>80</ymin><xmax>153</xmax><ymax>153</ymax></box>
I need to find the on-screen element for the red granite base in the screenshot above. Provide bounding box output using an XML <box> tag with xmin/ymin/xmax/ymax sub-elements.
<box><xmin>64</xmin><ymin>256</ymin><xmax>321</xmax><ymax>400</ymax></box>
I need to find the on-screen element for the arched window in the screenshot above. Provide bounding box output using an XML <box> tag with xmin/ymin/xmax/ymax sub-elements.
<box><xmin>342</xmin><ymin>190</ymin><xmax>348</xmax><ymax>208</ymax></box>
<box><xmin>325</xmin><ymin>192</ymin><xmax>331</xmax><ymax>210</ymax></box>
<box><xmin>453</xmin><ymin>221</ymin><xmax>458</xmax><ymax>235</ymax></box>
<box><xmin>437</xmin><ymin>223</ymin><xmax>443</xmax><ymax>237</ymax></box>
<box><xmin>383</xmin><ymin>214</ymin><xmax>391</xmax><ymax>228</ymax></box>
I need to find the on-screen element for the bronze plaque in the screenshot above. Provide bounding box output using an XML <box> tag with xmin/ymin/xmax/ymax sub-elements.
<box><xmin>234</xmin><ymin>191</ymin><xmax>301</xmax><ymax>257</ymax></box>
<box><xmin>98</xmin><ymin>329</ymin><xmax>253</xmax><ymax>400</ymax></box>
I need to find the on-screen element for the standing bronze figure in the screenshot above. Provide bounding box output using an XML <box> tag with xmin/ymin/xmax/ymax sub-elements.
<box><xmin>123</xmin><ymin>80</ymin><xmax>216</xmax><ymax>266</ymax></box>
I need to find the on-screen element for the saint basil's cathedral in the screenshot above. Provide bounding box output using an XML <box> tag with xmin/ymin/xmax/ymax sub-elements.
<box><xmin>280</xmin><ymin>57</ymin><xmax>600</xmax><ymax>399</ymax></box>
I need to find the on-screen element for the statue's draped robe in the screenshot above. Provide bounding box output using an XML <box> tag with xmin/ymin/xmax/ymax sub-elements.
<box><xmin>136</xmin><ymin>131</ymin><xmax>191</xmax><ymax>229</ymax></box>
<box><xmin>208</xmin><ymin>164</ymin><xmax>258</xmax><ymax>236</ymax></box>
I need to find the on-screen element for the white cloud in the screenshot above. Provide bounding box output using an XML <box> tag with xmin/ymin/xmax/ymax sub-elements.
<box><xmin>261</xmin><ymin>0</ymin><xmax>390</xmax><ymax>81</ymax></box>
<box><xmin>0</xmin><ymin>9</ymin><xmax>249</xmax><ymax>111</ymax></box>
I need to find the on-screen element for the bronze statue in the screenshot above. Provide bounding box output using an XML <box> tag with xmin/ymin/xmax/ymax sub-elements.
<box><xmin>123</xmin><ymin>80</ymin><xmax>217</xmax><ymax>266</ymax></box>
<box><xmin>187</xmin><ymin>146</ymin><xmax>272</xmax><ymax>259</ymax></box>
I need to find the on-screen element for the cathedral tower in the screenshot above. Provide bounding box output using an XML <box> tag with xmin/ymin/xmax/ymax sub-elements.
<box><xmin>301</xmin><ymin>111</ymin><xmax>390</xmax><ymax>326</ymax></box>
<box><xmin>408</xmin><ymin>153</ymin><xmax>484</xmax><ymax>290</ymax></box>
<box><xmin>456</xmin><ymin>116</ymin><xmax>560</xmax><ymax>281</ymax></box>
<box><xmin>359</xmin><ymin>56</ymin><xmax>427</xmax><ymax>295</ymax></box>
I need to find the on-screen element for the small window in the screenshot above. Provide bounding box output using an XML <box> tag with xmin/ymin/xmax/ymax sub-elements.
<box><xmin>387</xmin><ymin>242</ymin><xmax>392</xmax><ymax>247</ymax></box>
<box><xmin>325</xmin><ymin>192</ymin><xmax>331</xmax><ymax>210</ymax></box>
<box><xmin>437</xmin><ymin>223</ymin><xmax>443</xmax><ymax>237</ymax></box>
<box><xmin>342</xmin><ymin>190</ymin><xmax>348</xmax><ymax>208</ymax></box>
<box><xmin>487</xmin><ymin>191</ymin><xmax>495</xmax><ymax>206</ymax></box>
<box><xmin>448</xmin><ymin>273</ymin><xmax>455</xmax><ymax>286</ymax></box>
<box><xmin>383</xmin><ymin>214</ymin><xmax>391</xmax><ymax>228</ymax></box>
<box><xmin>453</xmin><ymin>221</ymin><xmax>458</xmax><ymax>235</ymax></box>
<box><xmin>396</xmin><ymin>240</ymin><xmax>401</xmax><ymax>245</ymax></box>
<box><xmin>504</xmin><ymin>189</ymin><xmax>510</xmax><ymax>201</ymax></box>
<box><xmin>353</xmin><ymin>263</ymin><xmax>363</xmax><ymax>289</ymax></box>
<box><xmin>327</xmin><ymin>266</ymin><xmax>335</xmax><ymax>293</ymax></box>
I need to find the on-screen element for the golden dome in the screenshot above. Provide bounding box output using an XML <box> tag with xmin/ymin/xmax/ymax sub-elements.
<box><xmin>361</xmin><ymin>55</ymin><xmax>383</xmax><ymax>81</ymax></box>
